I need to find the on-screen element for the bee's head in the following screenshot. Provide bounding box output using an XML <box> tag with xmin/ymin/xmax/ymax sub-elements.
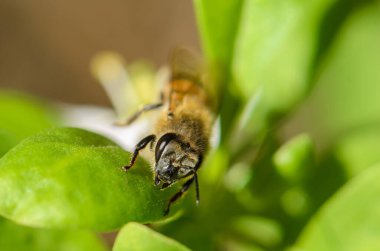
<box><xmin>154</xmin><ymin>133</ymin><xmax>199</xmax><ymax>185</ymax></box>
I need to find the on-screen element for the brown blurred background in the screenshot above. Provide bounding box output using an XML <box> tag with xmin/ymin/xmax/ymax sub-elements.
<box><xmin>0</xmin><ymin>0</ymin><xmax>200</xmax><ymax>106</ymax></box>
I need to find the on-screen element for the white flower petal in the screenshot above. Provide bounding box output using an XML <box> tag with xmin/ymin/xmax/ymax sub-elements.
<box><xmin>58</xmin><ymin>103</ymin><xmax>151</xmax><ymax>152</ymax></box>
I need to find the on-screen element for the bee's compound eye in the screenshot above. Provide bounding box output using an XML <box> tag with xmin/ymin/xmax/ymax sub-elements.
<box><xmin>155</xmin><ymin>133</ymin><xmax>179</xmax><ymax>162</ymax></box>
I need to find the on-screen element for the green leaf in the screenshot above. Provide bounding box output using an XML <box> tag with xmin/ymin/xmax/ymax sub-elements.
<box><xmin>294</xmin><ymin>162</ymin><xmax>380</xmax><ymax>251</ymax></box>
<box><xmin>232</xmin><ymin>0</ymin><xmax>334</xmax><ymax>104</ymax></box>
<box><xmin>0</xmin><ymin>91</ymin><xmax>57</xmax><ymax>144</ymax></box>
<box><xmin>273</xmin><ymin>134</ymin><xmax>314</xmax><ymax>182</ymax></box>
<box><xmin>113</xmin><ymin>222</ymin><xmax>190</xmax><ymax>251</ymax></box>
<box><xmin>0</xmin><ymin>129</ymin><xmax>17</xmax><ymax>157</ymax></box>
<box><xmin>195</xmin><ymin>0</ymin><xmax>337</xmax><ymax>140</ymax></box>
<box><xmin>194</xmin><ymin>0</ymin><xmax>243</xmax><ymax>74</ymax></box>
<box><xmin>0</xmin><ymin>128</ymin><xmax>178</xmax><ymax>231</ymax></box>
<box><xmin>0</xmin><ymin>217</ymin><xmax>107</xmax><ymax>251</ymax></box>
<box><xmin>286</xmin><ymin>3</ymin><xmax>380</xmax><ymax>148</ymax></box>
<box><xmin>230</xmin><ymin>216</ymin><xmax>282</xmax><ymax>248</ymax></box>
<box><xmin>335</xmin><ymin>127</ymin><xmax>380</xmax><ymax>178</ymax></box>
<box><xmin>194</xmin><ymin>0</ymin><xmax>245</xmax><ymax>139</ymax></box>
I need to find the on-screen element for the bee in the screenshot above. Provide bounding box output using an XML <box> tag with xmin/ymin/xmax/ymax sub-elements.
<box><xmin>121</xmin><ymin>49</ymin><xmax>215</xmax><ymax>215</ymax></box>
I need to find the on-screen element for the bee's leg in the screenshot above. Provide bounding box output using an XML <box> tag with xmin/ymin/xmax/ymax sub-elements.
<box><xmin>123</xmin><ymin>134</ymin><xmax>156</xmax><ymax>171</ymax></box>
<box><xmin>117</xmin><ymin>103</ymin><xmax>163</xmax><ymax>126</ymax></box>
<box><xmin>194</xmin><ymin>172</ymin><xmax>200</xmax><ymax>204</ymax></box>
<box><xmin>193</xmin><ymin>155</ymin><xmax>203</xmax><ymax>204</ymax></box>
<box><xmin>164</xmin><ymin>177</ymin><xmax>194</xmax><ymax>216</ymax></box>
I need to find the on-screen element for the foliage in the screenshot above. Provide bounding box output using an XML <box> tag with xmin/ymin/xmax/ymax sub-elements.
<box><xmin>0</xmin><ymin>217</ymin><xmax>107</xmax><ymax>251</ymax></box>
<box><xmin>0</xmin><ymin>128</ymin><xmax>178</xmax><ymax>231</ymax></box>
<box><xmin>113</xmin><ymin>223</ymin><xmax>190</xmax><ymax>251</ymax></box>
<box><xmin>295</xmin><ymin>163</ymin><xmax>380</xmax><ymax>251</ymax></box>
<box><xmin>1</xmin><ymin>0</ymin><xmax>380</xmax><ymax>250</ymax></box>
<box><xmin>0</xmin><ymin>91</ymin><xmax>57</xmax><ymax>156</ymax></box>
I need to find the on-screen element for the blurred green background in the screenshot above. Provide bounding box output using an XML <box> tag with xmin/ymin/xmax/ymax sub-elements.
<box><xmin>2</xmin><ymin>0</ymin><xmax>380</xmax><ymax>251</ymax></box>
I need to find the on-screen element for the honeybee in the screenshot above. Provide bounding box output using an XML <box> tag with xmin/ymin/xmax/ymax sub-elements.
<box><xmin>121</xmin><ymin>49</ymin><xmax>215</xmax><ymax>215</ymax></box>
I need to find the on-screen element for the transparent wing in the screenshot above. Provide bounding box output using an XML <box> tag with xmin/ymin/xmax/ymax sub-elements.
<box><xmin>169</xmin><ymin>47</ymin><xmax>219</xmax><ymax>111</ymax></box>
<box><xmin>169</xmin><ymin>47</ymin><xmax>203</xmax><ymax>82</ymax></box>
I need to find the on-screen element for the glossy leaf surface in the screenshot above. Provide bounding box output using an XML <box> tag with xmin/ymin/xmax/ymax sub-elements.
<box><xmin>113</xmin><ymin>222</ymin><xmax>190</xmax><ymax>251</ymax></box>
<box><xmin>0</xmin><ymin>128</ymin><xmax>177</xmax><ymax>231</ymax></box>
<box><xmin>0</xmin><ymin>217</ymin><xmax>107</xmax><ymax>251</ymax></box>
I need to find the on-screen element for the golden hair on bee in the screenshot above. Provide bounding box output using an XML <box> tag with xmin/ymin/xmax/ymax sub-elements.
<box><xmin>121</xmin><ymin>48</ymin><xmax>215</xmax><ymax>215</ymax></box>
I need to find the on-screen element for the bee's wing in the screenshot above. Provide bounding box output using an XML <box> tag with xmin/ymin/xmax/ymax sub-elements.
<box><xmin>169</xmin><ymin>47</ymin><xmax>203</xmax><ymax>82</ymax></box>
<box><xmin>169</xmin><ymin>47</ymin><xmax>219</xmax><ymax>111</ymax></box>
<box><xmin>91</xmin><ymin>52</ymin><xmax>161</xmax><ymax>123</ymax></box>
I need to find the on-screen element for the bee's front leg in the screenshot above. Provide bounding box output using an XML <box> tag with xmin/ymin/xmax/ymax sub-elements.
<box><xmin>123</xmin><ymin>134</ymin><xmax>156</xmax><ymax>171</ymax></box>
<box><xmin>164</xmin><ymin>176</ymin><xmax>196</xmax><ymax>216</ymax></box>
